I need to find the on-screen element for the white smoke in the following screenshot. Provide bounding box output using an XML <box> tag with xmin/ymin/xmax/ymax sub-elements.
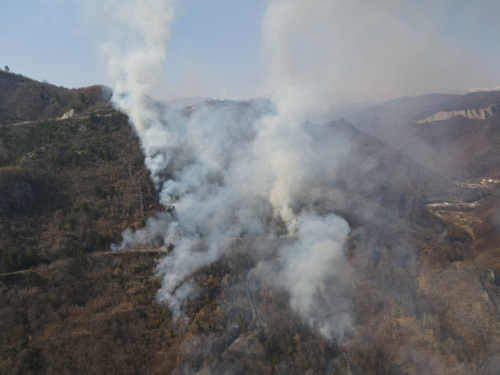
<box><xmin>260</xmin><ymin>0</ymin><xmax>498</xmax><ymax>103</ymax></box>
<box><xmin>279</xmin><ymin>213</ymin><xmax>353</xmax><ymax>340</ymax></box>
<box><xmin>84</xmin><ymin>0</ymin><xmax>354</xmax><ymax>341</ymax></box>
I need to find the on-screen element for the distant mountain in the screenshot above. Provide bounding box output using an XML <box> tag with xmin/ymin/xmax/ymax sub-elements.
<box><xmin>346</xmin><ymin>90</ymin><xmax>500</xmax><ymax>179</ymax></box>
<box><xmin>311</xmin><ymin>100</ymin><xmax>380</xmax><ymax>124</ymax></box>
<box><xmin>160</xmin><ymin>96</ymin><xmax>210</xmax><ymax>109</ymax></box>
<box><xmin>440</xmin><ymin>86</ymin><xmax>500</xmax><ymax>95</ymax></box>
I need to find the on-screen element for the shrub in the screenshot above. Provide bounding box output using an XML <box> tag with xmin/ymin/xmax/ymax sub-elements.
<box><xmin>0</xmin><ymin>246</ymin><xmax>39</xmax><ymax>273</ymax></box>
<box><xmin>25</xmin><ymin>269</ymin><xmax>42</xmax><ymax>287</ymax></box>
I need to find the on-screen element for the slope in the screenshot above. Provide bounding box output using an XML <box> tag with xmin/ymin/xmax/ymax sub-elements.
<box><xmin>347</xmin><ymin>91</ymin><xmax>500</xmax><ymax>180</ymax></box>
<box><xmin>1</xmin><ymin>75</ymin><xmax>499</xmax><ymax>374</ymax></box>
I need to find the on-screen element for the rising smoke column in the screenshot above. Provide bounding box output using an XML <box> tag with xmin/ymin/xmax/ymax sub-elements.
<box><xmin>256</xmin><ymin>0</ymin><xmax>354</xmax><ymax>340</ymax></box>
<box><xmin>87</xmin><ymin>0</ymin><xmax>354</xmax><ymax>340</ymax></box>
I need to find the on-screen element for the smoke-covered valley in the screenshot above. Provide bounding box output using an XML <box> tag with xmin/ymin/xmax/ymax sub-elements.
<box><xmin>2</xmin><ymin>0</ymin><xmax>500</xmax><ymax>374</ymax></box>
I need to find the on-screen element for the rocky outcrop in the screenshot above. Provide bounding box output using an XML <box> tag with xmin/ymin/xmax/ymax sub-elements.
<box><xmin>60</xmin><ymin>109</ymin><xmax>75</xmax><ymax>120</ymax></box>
<box><xmin>415</xmin><ymin>103</ymin><xmax>500</xmax><ymax>124</ymax></box>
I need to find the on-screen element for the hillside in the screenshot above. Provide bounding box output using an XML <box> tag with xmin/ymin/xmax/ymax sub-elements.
<box><xmin>347</xmin><ymin>91</ymin><xmax>500</xmax><ymax>180</ymax></box>
<box><xmin>0</xmin><ymin>70</ymin><xmax>112</xmax><ymax>125</ymax></box>
<box><xmin>1</xmin><ymin>74</ymin><xmax>500</xmax><ymax>374</ymax></box>
<box><xmin>0</xmin><ymin>72</ymin><xmax>158</xmax><ymax>274</ymax></box>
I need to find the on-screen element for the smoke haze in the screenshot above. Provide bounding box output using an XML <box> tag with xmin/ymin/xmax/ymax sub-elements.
<box><xmin>80</xmin><ymin>0</ymin><xmax>360</xmax><ymax>341</ymax></box>
<box><xmin>81</xmin><ymin>0</ymin><xmax>499</xmax><ymax>345</ymax></box>
<box><xmin>77</xmin><ymin>0</ymin><xmax>500</xmax><ymax>104</ymax></box>
<box><xmin>260</xmin><ymin>0</ymin><xmax>499</xmax><ymax>105</ymax></box>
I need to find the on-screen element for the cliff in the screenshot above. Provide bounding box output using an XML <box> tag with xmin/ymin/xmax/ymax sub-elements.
<box><xmin>415</xmin><ymin>103</ymin><xmax>500</xmax><ymax>123</ymax></box>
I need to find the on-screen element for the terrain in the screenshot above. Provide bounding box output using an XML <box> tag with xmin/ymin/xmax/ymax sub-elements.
<box><xmin>346</xmin><ymin>91</ymin><xmax>500</xmax><ymax>180</ymax></box>
<box><xmin>0</xmin><ymin>71</ymin><xmax>159</xmax><ymax>272</ymax></box>
<box><xmin>1</xmin><ymin>70</ymin><xmax>500</xmax><ymax>374</ymax></box>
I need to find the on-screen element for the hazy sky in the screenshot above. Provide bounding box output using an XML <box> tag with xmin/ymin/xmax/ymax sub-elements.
<box><xmin>1</xmin><ymin>0</ymin><xmax>500</xmax><ymax>102</ymax></box>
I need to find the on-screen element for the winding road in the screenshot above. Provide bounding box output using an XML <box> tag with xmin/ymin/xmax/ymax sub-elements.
<box><xmin>425</xmin><ymin>194</ymin><xmax>483</xmax><ymax>210</ymax></box>
<box><xmin>426</xmin><ymin>180</ymin><xmax>484</xmax><ymax>211</ymax></box>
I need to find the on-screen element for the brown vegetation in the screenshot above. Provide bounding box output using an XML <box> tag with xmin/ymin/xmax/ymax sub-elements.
<box><xmin>2</xmin><ymin>73</ymin><xmax>500</xmax><ymax>374</ymax></box>
<box><xmin>0</xmin><ymin>70</ymin><xmax>111</xmax><ymax>126</ymax></box>
<box><xmin>0</xmin><ymin>84</ymin><xmax>158</xmax><ymax>273</ymax></box>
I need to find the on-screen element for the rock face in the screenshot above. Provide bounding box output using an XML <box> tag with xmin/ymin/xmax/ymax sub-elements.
<box><xmin>415</xmin><ymin>103</ymin><xmax>499</xmax><ymax>123</ymax></box>
<box><xmin>60</xmin><ymin>109</ymin><xmax>75</xmax><ymax>120</ymax></box>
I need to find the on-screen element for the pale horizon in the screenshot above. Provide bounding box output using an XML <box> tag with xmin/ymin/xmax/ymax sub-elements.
<box><xmin>2</xmin><ymin>0</ymin><xmax>500</xmax><ymax>103</ymax></box>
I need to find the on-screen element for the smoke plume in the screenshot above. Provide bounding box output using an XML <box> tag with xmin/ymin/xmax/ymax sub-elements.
<box><xmin>260</xmin><ymin>0</ymin><xmax>499</xmax><ymax>104</ymax></box>
<box><xmin>86</xmin><ymin>0</ymin><xmax>354</xmax><ymax>341</ymax></box>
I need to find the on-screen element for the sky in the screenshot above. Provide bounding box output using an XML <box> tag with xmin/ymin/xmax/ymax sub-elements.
<box><xmin>1</xmin><ymin>0</ymin><xmax>500</xmax><ymax>102</ymax></box>
<box><xmin>0</xmin><ymin>0</ymin><xmax>267</xmax><ymax>100</ymax></box>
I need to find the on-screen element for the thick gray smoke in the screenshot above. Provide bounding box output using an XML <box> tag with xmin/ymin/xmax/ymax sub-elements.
<box><xmin>86</xmin><ymin>0</ymin><xmax>354</xmax><ymax>341</ymax></box>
